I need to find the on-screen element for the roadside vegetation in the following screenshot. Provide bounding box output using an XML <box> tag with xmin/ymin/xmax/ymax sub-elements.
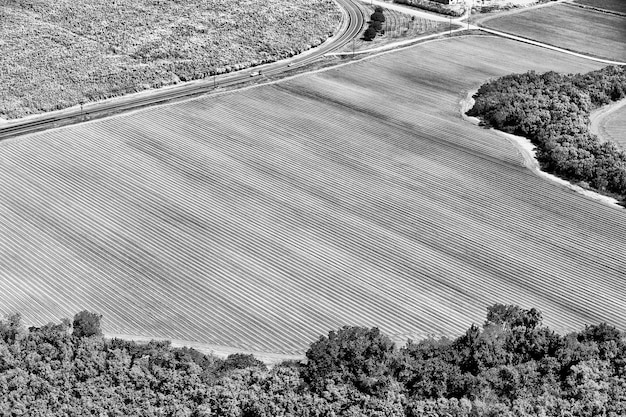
<box><xmin>468</xmin><ymin>66</ymin><xmax>626</xmax><ymax>205</ymax></box>
<box><xmin>2</xmin><ymin>305</ymin><xmax>626</xmax><ymax>415</ymax></box>
<box><xmin>341</xmin><ymin>4</ymin><xmax>447</xmax><ymax>53</ymax></box>
<box><xmin>0</xmin><ymin>0</ymin><xmax>341</xmax><ymax>119</ymax></box>
<box><xmin>393</xmin><ymin>0</ymin><xmax>465</xmax><ymax>17</ymax></box>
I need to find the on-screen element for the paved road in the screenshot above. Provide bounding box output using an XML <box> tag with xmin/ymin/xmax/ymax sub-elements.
<box><xmin>0</xmin><ymin>0</ymin><xmax>366</xmax><ymax>140</ymax></box>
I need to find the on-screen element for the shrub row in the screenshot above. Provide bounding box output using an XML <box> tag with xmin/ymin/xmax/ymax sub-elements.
<box><xmin>393</xmin><ymin>0</ymin><xmax>465</xmax><ymax>17</ymax></box>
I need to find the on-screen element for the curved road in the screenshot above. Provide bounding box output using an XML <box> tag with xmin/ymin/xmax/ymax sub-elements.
<box><xmin>0</xmin><ymin>0</ymin><xmax>365</xmax><ymax>140</ymax></box>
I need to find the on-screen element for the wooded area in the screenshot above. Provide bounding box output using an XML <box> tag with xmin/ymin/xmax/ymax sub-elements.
<box><xmin>1</xmin><ymin>304</ymin><xmax>625</xmax><ymax>416</ymax></box>
<box><xmin>468</xmin><ymin>66</ymin><xmax>626</xmax><ymax>205</ymax></box>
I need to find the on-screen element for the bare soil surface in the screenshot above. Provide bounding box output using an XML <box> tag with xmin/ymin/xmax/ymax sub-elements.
<box><xmin>2</xmin><ymin>37</ymin><xmax>624</xmax><ymax>355</ymax></box>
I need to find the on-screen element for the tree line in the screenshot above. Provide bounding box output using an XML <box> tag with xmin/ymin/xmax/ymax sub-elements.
<box><xmin>467</xmin><ymin>66</ymin><xmax>626</xmax><ymax>205</ymax></box>
<box><xmin>1</xmin><ymin>304</ymin><xmax>625</xmax><ymax>416</ymax></box>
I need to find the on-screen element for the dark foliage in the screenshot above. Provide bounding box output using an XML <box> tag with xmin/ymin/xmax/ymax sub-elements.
<box><xmin>304</xmin><ymin>326</ymin><xmax>397</xmax><ymax>395</ymax></box>
<box><xmin>370</xmin><ymin>19</ymin><xmax>383</xmax><ymax>32</ymax></box>
<box><xmin>72</xmin><ymin>310</ymin><xmax>103</xmax><ymax>338</ymax></box>
<box><xmin>371</xmin><ymin>10</ymin><xmax>386</xmax><ymax>22</ymax></box>
<box><xmin>363</xmin><ymin>26</ymin><xmax>378</xmax><ymax>41</ymax></box>
<box><xmin>467</xmin><ymin>66</ymin><xmax>626</xmax><ymax>202</ymax></box>
<box><xmin>364</xmin><ymin>8</ymin><xmax>385</xmax><ymax>40</ymax></box>
<box><xmin>219</xmin><ymin>353</ymin><xmax>267</xmax><ymax>373</ymax></box>
<box><xmin>2</xmin><ymin>304</ymin><xmax>626</xmax><ymax>416</ymax></box>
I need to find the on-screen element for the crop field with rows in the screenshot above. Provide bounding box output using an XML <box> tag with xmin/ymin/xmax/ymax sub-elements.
<box><xmin>0</xmin><ymin>36</ymin><xmax>624</xmax><ymax>354</ymax></box>
<box><xmin>480</xmin><ymin>3</ymin><xmax>626</xmax><ymax>61</ymax></box>
<box><xmin>573</xmin><ymin>0</ymin><xmax>626</xmax><ymax>14</ymax></box>
<box><xmin>0</xmin><ymin>0</ymin><xmax>341</xmax><ymax>119</ymax></box>
<box><xmin>341</xmin><ymin>4</ymin><xmax>449</xmax><ymax>53</ymax></box>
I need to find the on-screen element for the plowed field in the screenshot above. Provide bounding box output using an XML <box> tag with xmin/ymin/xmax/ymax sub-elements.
<box><xmin>0</xmin><ymin>37</ymin><xmax>623</xmax><ymax>354</ymax></box>
<box><xmin>480</xmin><ymin>3</ymin><xmax>626</xmax><ymax>61</ymax></box>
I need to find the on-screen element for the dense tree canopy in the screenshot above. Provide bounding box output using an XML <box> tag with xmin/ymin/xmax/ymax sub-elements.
<box><xmin>1</xmin><ymin>304</ymin><xmax>625</xmax><ymax>416</ymax></box>
<box><xmin>467</xmin><ymin>66</ymin><xmax>626</xmax><ymax>204</ymax></box>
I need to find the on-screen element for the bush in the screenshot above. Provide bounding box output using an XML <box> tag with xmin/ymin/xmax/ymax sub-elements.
<box><xmin>72</xmin><ymin>310</ymin><xmax>102</xmax><ymax>338</ymax></box>
<box><xmin>219</xmin><ymin>353</ymin><xmax>267</xmax><ymax>373</ymax></box>
<box><xmin>371</xmin><ymin>11</ymin><xmax>386</xmax><ymax>22</ymax></box>
<box><xmin>363</xmin><ymin>26</ymin><xmax>378</xmax><ymax>41</ymax></box>
<box><xmin>304</xmin><ymin>326</ymin><xmax>397</xmax><ymax>395</ymax></box>
<box><xmin>393</xmin><ymin>0</ymin><xmax>465</xmax><ymax>17</ymax></box>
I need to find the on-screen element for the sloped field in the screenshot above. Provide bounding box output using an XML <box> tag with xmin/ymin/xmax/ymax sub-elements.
<box><xmin>0</xmin><ymin>37</ymin><xmax>623</xmax><ymax>354</ymax></box>
<box><xmin>480</xmin><ymin>3</ymin><xmax>626</xmax><ymax>61</ymax></box>
<box><xmin>594</xmin><ymin>100</ymin><xmax>626</xmax><ymax>149</ymax></box>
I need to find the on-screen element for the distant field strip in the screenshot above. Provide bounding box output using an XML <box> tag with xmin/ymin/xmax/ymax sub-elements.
<box><xmin>481</xmin><ymin>3</ymin><xmax>626</xmax><ymax>62</ymax></box>
<box><xmin>0</xmin><ymin>37</ymin><xmax>624</xmax><ymax>354</ymax></box>
<box><xmin>573</xmin><ymin>0</ymin><xmax>626</xmax><ymax>14</ymax></box>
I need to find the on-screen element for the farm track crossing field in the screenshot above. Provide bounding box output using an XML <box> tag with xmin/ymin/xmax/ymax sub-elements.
<box><xmin>0</xmin><ymin>37</ymin><xmax>625</xmax><ymax>354</ymax></box>
<box><xmin>480</xmin><ymin>3</ymin><xmax>626</xmax><ymax>61</ymax></box>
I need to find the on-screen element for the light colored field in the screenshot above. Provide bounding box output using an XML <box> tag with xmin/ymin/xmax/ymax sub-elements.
<box><xmin>591</xmin><ymin>99</ymin><xmax>626</xmax><ymax>149</ymax></box>
<box><xmin>0</xmin><ymin>0</ymin><xmax>340</xmax><ymax>119</ymax></box>
<box><xmin>480</xmin><ymin>3</ymin><xmax>626</xmax><ymax>61</ymax></box>
<box><xmin>573</xmin><ymin>0</ymin><xmax>626</xmax><ymax>14</ymax></box>
<box><xmin>0</xmin><ymin>36</ymin><xmax>624</xmax><ymax>355</ymax></box>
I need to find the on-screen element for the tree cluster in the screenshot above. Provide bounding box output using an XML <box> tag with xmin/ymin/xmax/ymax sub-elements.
<box><xmin>364</xmin><ymin>6</ymin><xmax>386</xmax><ymax>41</ymax></box>
<box><xmin>467</xmin><ymin>66</ymin><xmax>626</xmax><ymax>203</ymax></box>
<box><xmin>2</xmin><ymin>304</ymin><xmax>626</xmax><ymax>416</ymax></box>
<box><xmin>393</xmin><ymin>0</ymin><xmax>465</xmax><ymax>17</ymax></box>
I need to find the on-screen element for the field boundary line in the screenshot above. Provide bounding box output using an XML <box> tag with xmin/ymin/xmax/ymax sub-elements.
<box><xmin>327</xmin><ymin>27</ymin><xmax>467</xmax><ymax>55</ymax></box>
<box><xmin>477</xmin><ymin>27</ymin><xmax>626</xmax><ymax>66</ymax></box>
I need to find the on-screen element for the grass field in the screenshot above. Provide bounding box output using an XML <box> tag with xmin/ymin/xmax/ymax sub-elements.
<box><xmin>1</xmin><ymin>36</ymin><xmax>624</xmax><ymax>355</ymax></box>
<box><xmin>481</xmin><ymin>3</ymin><xmax>626</xmax><ymax>61</ymax></box>
<box><xmin>0</xmin><ymin>0</ymin><xmax>340</xmax><ymax>119</ymax></box>
<box><xmin>594</xmin><ymin>100</ymin><xmax>626</xmax><ymax>149</ymax></box>
<box><xmin>573</xmin><ymin>0</ymin><xmax>626</xmax><ymax>14</ymax></box>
